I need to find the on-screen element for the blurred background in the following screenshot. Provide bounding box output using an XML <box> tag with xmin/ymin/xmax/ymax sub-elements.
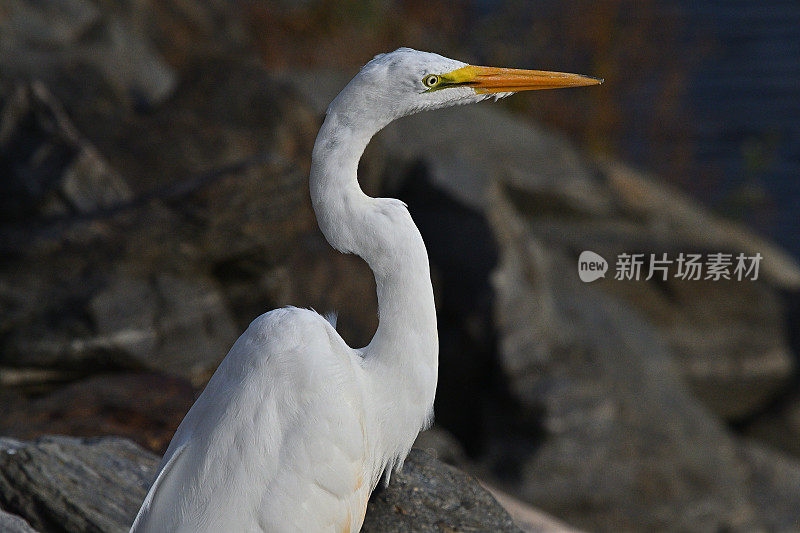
<box><xmin>1</xmin><ymin>1</ymin><xmax>799</xmax><ymax>531</ymax></box>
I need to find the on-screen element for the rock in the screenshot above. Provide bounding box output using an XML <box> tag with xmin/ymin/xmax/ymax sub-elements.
<box><xmin>0</xmin><ymin>373</ymin><xmax>194</xmax><ymax>454</ymax></box>
<box><xmin>88</xmin><ymin>277</ymin><xmax>159</xmax><ymax>364</ymax></box>
<box><xmin>2</xmin><ymin>272</ymin><xmax>237</xmax><ymax>386</ymax></box>
<box><xmin>0</xmin><ymin>436</ymin><xmax>158</xmax><ymax>533</ymax></box>
<box><xmin>99</xmin><ymin>18</ymin><xmax>178</xmax><ymax>108</ymax></box>
<box><xmin>0</xmin><ymin>0</ymin><xmax>99</xmax><ymax>49</ymax></box>
<box><xmin>486</xmin><ymin>189</ymin><xmax>762</xmax><ymax>531</ymax></box>
<box><xmin>600</xmin><ymin>158</ymin><xmax>800</xmax><ymax>289</ymax></box>
<box><xmin>0</xmin><ymin>56</ymin><xmax>383</xmax><ymax>382</ymax></box>
<box><xmin>151</xmin><ymin>275</ymin><xmax>239</xmax><ymax>384</ymax></box>
<box><xmin>584</xmin><ymin>161</ymin><xmax>798</xmax><ymax>420</ymax></box>
<box><xmin>411</xmin><ymin>429</ymin><xmax>579</xmax><ymax>533</ymax></box>
<box><xmin>0</xmin><ymin>0</ymin><xmax>177</xmax><ymax>109</ymax></box>
<box><xmin>0</xmin><ymin>436</ymin><xmax>522</xmax><ymax>533</ymax></box>
<box><xmin>0</xmin><ymin>82</ymin><xmax>132</xmax><ymax>220</ymax></box>
<box><xmin>0</xmin><ymin>509</ymin><xmax>37</xmax><ymax>533</ymax></box>
<box><xmin>737</xmin><ymin>440</ymin><xmax>800</xmax><ymax>532</ymax></box>
<box><xmin>742</xmin><ymin>391</ymin><xmax>800</xmax><ymax>458</ymax></box>
<box><xmin>362</xmin><ymin>449</ymin><xmax>520</xmax><ymax>533</ymax></box>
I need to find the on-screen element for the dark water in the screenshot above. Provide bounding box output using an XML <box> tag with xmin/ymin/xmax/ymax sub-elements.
<box><xmin>681</xmin><ymin>0</ymin><xmax>800</xmax><ymax>258</ymax></box>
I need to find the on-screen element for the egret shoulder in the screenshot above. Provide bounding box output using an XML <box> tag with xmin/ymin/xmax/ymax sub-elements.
<box><xmin>131</xmin><ymin>307</ymin><xmax>369</xmax><ymax>532</ymax></box>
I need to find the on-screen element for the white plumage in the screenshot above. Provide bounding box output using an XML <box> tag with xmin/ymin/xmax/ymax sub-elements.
<box><xmin>131</xmin><ymin>48</ymin><xmax>600</xmax><ymax>533</ymax></box>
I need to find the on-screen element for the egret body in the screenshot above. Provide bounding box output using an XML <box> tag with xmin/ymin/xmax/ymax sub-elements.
<box><xmin>131</xmin><ymin>48</ymin><xmax>600</xmax><ymax>532</ymax></box>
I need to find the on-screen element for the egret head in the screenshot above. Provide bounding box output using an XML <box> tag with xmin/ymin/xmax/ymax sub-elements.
<box><xmin>327</xmin><ymin>47</ymin><xmax>602</xmax><ymax>129</ymax></box>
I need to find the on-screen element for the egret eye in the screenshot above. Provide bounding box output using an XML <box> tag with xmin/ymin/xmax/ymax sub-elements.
<box><xmin>422</xmin><ymin>74</ymin><xmax>440</xmax><ymax>88</ymax></box>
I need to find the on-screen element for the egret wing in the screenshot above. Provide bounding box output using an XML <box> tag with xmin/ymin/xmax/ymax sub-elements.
<box><xmin>131</xmin><ymin>308</ymin><xmax>370</xmax><ymax>533</ymax></box>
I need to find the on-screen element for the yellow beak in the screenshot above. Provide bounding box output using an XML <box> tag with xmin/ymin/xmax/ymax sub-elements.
<box><xmin>443</xmin><ymin>65</ymin><xmax>603</xmax><ymax>93</ymax></box>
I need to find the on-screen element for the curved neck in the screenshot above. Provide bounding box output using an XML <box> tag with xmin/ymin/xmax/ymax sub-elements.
<box><xmin>309</xmin><ymin>111</ymin><xmax>438</xmax><ymax>373</ymax></box>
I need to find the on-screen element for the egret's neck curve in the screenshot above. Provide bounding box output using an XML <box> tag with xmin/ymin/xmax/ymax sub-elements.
<box><xmin>310</xmin><ymin>109</ymin><xmax>438</xmax><ymax>356</ymax></box>
<box><xmin>309</xmin><ymin>107</ymin><xmax>438</xmax><ymax>442</ymax></box>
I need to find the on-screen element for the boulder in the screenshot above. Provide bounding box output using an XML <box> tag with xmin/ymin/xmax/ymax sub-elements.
<box><xmin>0</xmin><ymin>0</ymin><xmax>99</xmax><ymax>49</ymax></box>
<box><xmin>742</xmin><ymin>391</ymin><xmax>800</xmax><ymax>458</ymax></box>
<box><xmin>0</xmin><ymin>82</ymin><xmax>132</xmax><ymax>221</ymax></box>
<box><xmin>0</xmin><ymin>436</ymin><xmax>523</xmax><ymax>533</ymax></box>
<box><xmin>486</xmin><ymin>189</ymin><xmax>761</xmax><ymax>531</ymax></box>
<box><xmin>0</xmin><ymin>436</ymin><xmax>157</xmax><ymax>533</ymax></box>
<box><xmin>363</xmin><ymin>449</ymin><xmax>520</xmax><ymax>532</ymax></box>
<box><xmin>0</xmin><ymin>56</ymin><xmax>379</xmax><ymax>383</ymax></box>
<box><xmin>737</xmin><ymin>440</ymin><xmax>800</xmax><ymax>532</ymax></box>
<box><xmin>1</xmin><ymin>272</ymin><xmax>238</xmax><ymax>386</ymax></box>
<box><xmin>0</xmin><ymin>0</ymin><xmax>176</xmax><ymax>109</ymax></box>
<box><xmin>0</xmin><ymin>509</ymin><xmax>37</xmax><ymax>533</ymax></box>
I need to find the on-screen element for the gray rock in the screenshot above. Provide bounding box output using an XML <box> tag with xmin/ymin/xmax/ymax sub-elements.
<box><xmin>0</xmin><ymin>0</ymin><xmax>177</xmax><ymax>108</ymax></box>
<box><xmin>599</xmin><ymin>159</ymin><xmax>800</xmax><ymax>289</ymax></box>
<box><xmin>743</xmin><ymin>391</ymin><xmax>800</xmax><ymax>459</ymax></box>
<box><xmin>0</xmin><ymin>436</ymin><xmax>521</xmax><ymax>533</ymax></box>
<box><xmin>413</xmin><ymin>427</ymin><xmax>469</xmax><ymax>467</ymax></box>
<box><xmin>484</xmin><ymin>487</ymin><xmax>583</xmax><ymax>533</ymax></box>
<box><xmin>100</xmin><ymin>18</ymin><xmax>177</xmax><ymax>107</ymax></box>
<box><xmin>88</xmin><ymin>276</ymin><xmax>159</xmax><ymax>364</ymax></box>
<box><xmin>3</xmin><ymin>272</ymin><xmax>237</xmax><ymax>385</ymax></box>
<box><xmin>362</xmin><ymin>449</ymin><xmax>520</xmax><ymax>533</ymax></box>
<box><xmin>0</xmin><ymin>58</ymin><xmax>381</xmax><ymax>383</ymax></box>
<box><xmin>0</xmin><ymin>0</ymin><xmax>99</xmax><ymax>49</ymax></box>
<box><xmin>153</xmin><ymin>274</ymin><xmax>239</xmax><ymax>385</ymax></box>
<box><xmin>487</xmin><ymin>190</ymin><xmax>761</xmax><ymax>531</ymax></box>
<box><xmin>0</xmin><ymin>436</ymin><xmax>158</xmax><ymax>533</ymax></box>
<box><xmin>738</xmin><ymin>441</ymin><xmax>800</xmax><ymax>532</ymax></box>
<box><xmin>88</xmin><ymin>274</ymin><xmax>239</xmax><ymax>385</ymax></box>
<box><xmin>0</xmin><ymin>81</ymin><xmax>132</xmax><ymax>219</ymax></box>
<box><xmin>0</xmin><ymin>509</ymin><xmax>38</xmax><ymax>533</ymax></box>
<box><xmin>412</xmin><ymin>429</ymin><xmax>579</xmax><ymax>533</ymax></box>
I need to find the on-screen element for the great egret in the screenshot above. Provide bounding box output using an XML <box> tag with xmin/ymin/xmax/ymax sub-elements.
<box><xmin>130</xmin><ymin>47</ymin><xmax>600</xmax><ymax>532</ymax></box>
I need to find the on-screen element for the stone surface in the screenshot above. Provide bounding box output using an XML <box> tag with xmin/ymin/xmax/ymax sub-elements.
<box><xmin>743</xmin><ymin>391</ymin><xmax>800</xmax><ymax>458</ymax></box>
<box><xmin>0</xmin><ymin>0</ymin><xmax>99</xmax><ymax>49</ymax></box>
<box><xmin>0</xmin><ymin>509</ymin><xmax>37</xmax><ymax>533</ymax></box>
<box><xmin>0</xmin><ymin>56</ymin><xmax>378</xmax><ymax>383</ymax></box>
<box><xmin>0</xmin><ymin>81</ymin><xmax>132</xmax><ymax>220</ymax></box>
<box><xmin>0</xmin><ymin>0</ymin><xmax>177</xmax><ymax>109</ymax></box>
<box><xmin>483</xmin><ymin>487</ymin><xmax>583</xmax><ymax>533</ymax></box>
<box><xmin>482</xmin><ymin>189</ymin><xmax>800</xmax><ymax>531</ymax></box>
<box><xmin>151</xmin><ymin>275</ymin><xmax>239</xmax><ymax>384</ymax></box>
<box><xmin>413</xmin><ymin>427</ymin><xmax>469</xmax><ymax>467</ymax></box>
<box><xmin>738</xmin><ymin>440</ymin><xmax>800</xmax><ymax>532</ymax></box>
<box><xmin>0</xmin><ymin>436</ymin><xmax>158</xmax><ymax>533</ymax></box>
<box><xmin>1</xmin><ymin>272</ymin><xmax>238</xmax><ymax>386</ymax></box>
<box><xmin>0</xmin><ymin>437</ymin><xmax>522</xmax><ymax>533</ymax></box>
<box><xmin>362</xmin><ymin>449</ymin><xmax>520</xmax><ymax>533</ymax></box>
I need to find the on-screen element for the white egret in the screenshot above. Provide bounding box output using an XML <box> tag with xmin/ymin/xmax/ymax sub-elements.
<box><xmin>130</xmin><ymin>47</ymin><xmax>600</xmax><ymax>533</ymax></box>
